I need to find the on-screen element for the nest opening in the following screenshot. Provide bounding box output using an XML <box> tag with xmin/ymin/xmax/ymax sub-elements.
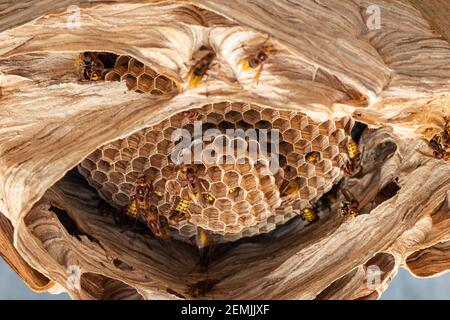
<box><xmin>75</xmin><ymin>51</ymin><xmax>178</xmax><ymax>95</ymax></box>
<box><xmin>19</xmin><ymin>98</ymin><xmax>410</xmax><ymax>300</ymax></box>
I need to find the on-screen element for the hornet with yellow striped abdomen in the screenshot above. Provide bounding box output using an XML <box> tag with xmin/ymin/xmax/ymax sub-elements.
<box><xmin>338</xmin><ymin>188</ymin><xmax>360</xmax><ymax>218</ymax></box>
<box><xmin>300</xmin><ymin>207</ymin><xmax>319</xmax><ymax>225</ymax></box>
<box><xmin>240</xmin><ymin>38</ymin><xmax>275</xmax><ymax>84</ymax></box>
<box><xmin>341</xmin><ymin>137</ymin><xmax>363</xmax><ymax>176</ymax></box>
<box><xmin>187</xmin><ymin>47</ymin><xmax>216</xmax><ymax>89</ymax></box>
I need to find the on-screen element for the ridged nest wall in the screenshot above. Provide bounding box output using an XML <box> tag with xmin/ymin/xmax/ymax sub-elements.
<box><xmin>0</xmin><ymin>0</ymin><xmax>449</xmax><ymax>300</ymax></box>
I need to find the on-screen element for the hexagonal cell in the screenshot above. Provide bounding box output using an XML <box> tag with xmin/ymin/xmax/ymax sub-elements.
<box><xmin>145</xmin><ymin>130</ymin><xmax>163</xmax><ymax>145</ymax></box>
<box><xmin>318</xmin><ymin>120</ymin><xmax>336</xmax><ymax>136</ymax></box>
<box><xmin>301</xmin><ymin>124</ymin><xmax>319</xmax><ymax>141</ymax></box>
<box><xmin>109</xmin><ymin>171</ymin><xmax>125</xmax><ymax>185</ymax></box>
<box><xmin>139</xmin><ymin>143</ymin><xmax>156</xmax><ymax>158</ymax></box>
<box><xmin>238</xmin><ymin>214</ymin><xmax>255</xmax><ymax>228</ymax></box>
<box><xmin>157</xmin><ymin>199</ymin><xmax>171</xmax><ymax>212</ymax></box>
<box><xmin>125</xmin><ymin>171</ymin><xmax>141</xmax><ymax>183</ymax></box>
<box><xmin>121</xmin><ymin>74</ymin><xmax>137</xmax><ymax>90</ymax></box>
<box><xmin>150</xmin><ymin>154</ymin><xmax>167</xmax><ymax>168</ymax></box>
<box><xmin>279</xmin><ymin>141</ymin><xmax>294</xmax><ymax>156</ymax></box>
<box><xmin>219</xmin><ymin>210</ymin><xmax>238</xmax><ymax>225</ymax></box>
<box><xmin>92</xmin><ymin>170</ymin><xmax>108</xmax><ymax>184</ymax></box>
<box><xmin>227</xmin><ymin>186</ymin><xmax>245</xmax><ymax>202</ymax></box>
<box><xmin>336</xmin><ymin>116</ymin><xmax>354</xmax><ymax>134</ymax></box>
<box><xmin>267</xmin><ymin>215</ymin><xmax>276</xmax><ymax>224</ymax></box>
<box><xmin>225</xmin><ymin>110</ymin><xmax>242</xmax><ymax>123</ymax></box>
<box><xmin>243</xmin><ymin>109</ymin><xmax>261</xmax><ymax>124</ymax></box>
<box><xmin>219</xmin><ymin>156</ymin><xmax>235</xmax><ymax>171</ymax></box>
<box><xmin>223</xmin><ymin>171</ymin><xmax>240</xmax><ymax>188</ymax></box>
<box><xmin>206</xmin><ymin>112</ymin><xmax>223</xmax><ymax>125</ymax></box>
<box><xmin>286</xmin><ymin>152</ymin><xmax>303</xmax><ymax>167</ymax></box>
<box><xmin>298</xmin><ymin>163</ymin><xmax>315</xmax><ymax>178</ymax></box>
<box><xmin>311</xmin><ymin>135</ymin><xmax>329</xmax><ymax>151</ymax></box>
<box><xmin>225</xmin><ymin>225</ymin><xmax>242</xmax><ymax>234</ymax></box>
<box><xmin>144</xmin><ymin>167</ymin><xmax>160</xmax><ymax>180</ymax></box>
<box><xmin>121</xmin><ymin>147</ymin><xmax>137</xmax><ymax>162</ymax></box>
<box><xmin>103</xmin><ymin>148</ymin><xmax>120</xmax><ymax>163</ymax></box>
<box><xmin>130</xmin><ymin>157</ymin><xmax>148</xmax><ymax>172</ymax></box>
<box><xmin>157</xmin><ymin>139</ymin><xmax>173</xmax><ymax>155</ymax></box>
<box><xmin>153</xmin><ymin>119</ymin><xmax>171</xmax><ymax>133</ymax></box>
<box><xmin>253</xmin><ymin>160</ymin><xmax>271</xmax><ymax>176</ymax></box>
<box><xmin>241</xmin><ymin>227</ymin><xmax>258</xmax><ymax>238</ymax></box>
<box><xmin>322</xmin><ymin>145</ymin><xmax>340</xmax><ymax>160</ymax></box>
<box><xmin>218</xmin><ymin>120</ymin><xmax>235</xmax><ymax>131</ymax></box>
<box><xmin>208</xmin><ymin>220</ymin><xmax>226</xmax><ymax>232</ymax></box>
<box><xmin>154</xmin><ymin>75</ymin><xmax>173</xmax><ymax>93</ymax></box>
<box><xmin>113</xmin><ymin>192</ymin><xmax>130</xmax><ymax>206</ymax></box>
<box><xmin>206</xmin><ymin>166</ymin><xmax>223</xmax><ymax>182</ymax></box>
<box><xmin>293</xmin><ymin>139</ymin><xmax>312</xmax><ymax>154</ymax></box>
<box><xmin>232</xmin><ymin>200</ymin><xmax>250</xmax><ymax>214</ymax></box>
<box><xmin>114</xmin><ymin>55</ymin><xmax>131</xmax><ymax>74</ymax></box>
<box><xmin>241</xmin><ymin>103</ymin><xmax>254</xmax><ymax>113</ymax></box>
<box><xmin>230</xmin><ymin>137</ymin><xmax>247</xmax><ymax>158</ymax></box>
<box><xmin>96</xmin><ymin>159</ymin><xmax>112</xmax><ymax>173</ymax></box>
<box><xmin>283</xmin><ymin>129</ymin><xmax>301</xmax><ymax>144</ymax></box>
<box><xmin>103</xmin><ymin>182</ymin><xmax>119</xmax><ymax>194</ymax></box>
<box><xmin>234</xmin><ymin>161</ymin><xmax>252</xmax><ymax>175</ymax></box>
<box><xmin>316</xmin><ymin>160</ymin><xmax>333</xmax><ymax>176</ymax></box>
<box><xmin>200</xmin><ymin>207</ymin><xmax>217</xmax><ymax>221</ymax></box>
<box><xmin>307</xmin><ymin>176</ymin><xmax>325</xmax><ymax>189</ymax></box>
<box><xmin>137</xmin><ymin>73</ymin><xmax>154</xmax><ymax>92</ymax></box>
<box><xmin>241</xmin><ymin>174</ymin><xmax>257</xmax><ymax>190</ymax></box>
<box><xmin>214</xmin><ymin>198</ymin><xmax>232</xmax><ymax>211</ymax></box>
<box><xmin>81</xmin><ymin>158</ymin><xmax>97</xmax><ymax>171</ymax></box>
<box><xmin>252</xmin><ymin>203</ymin><xmax>268</xmax><ymax>221</ymax></box>
<box><xmin>189</xmin><ymin>214</ymin><xmax>207</xmax><ymax>226</ymax></box>
<box><xmin>236</xmin><ymin>120</ymin><xmax>253</xmax><ymax>131</ymax></box>
<box><xmin>283</xmin><ymin>165</ymin><xmax>297</xmax><ymax>180</ymax></box>
<box><xmin>279</xmin><ymin>110</ymin><xmax>295</xmax><ymax>120</ymax></box>
<box><xmin>160</xmin><ymin>165</ymin><xmax>176</xmax><ymax>180</ymax></box>
<box><xmin>299</xmin><ymin>186</ymin><xmax>317</xmax><ymax>201</ymax></box>
<box><xmin>273</xmin><ymin>118</ymin><xmax>290</xmax><ymax>133</ymax></box>
<box><xmin>210</xmin><ymin>181</ymin><xmax>227</xmax><ymax>198</ymax></box>
<box><xmin>211</xmin><ymin>101</ymin><xmax>228</xmax><ymax>113</ymax></box>
<box><xmin>245</xmin><ymin>190</ymin><xmax>263</xmax><ymax>205</ymax></box>
<box><xmin>214</xmin><ymin>133</ymin><xmax>232</xmax><ymax>149</ymax></box>
<box><xmin>261</xmin><ymin>108</ymin><xmax>279</xmax><ymax>122</ymax></box>
<box><xmin>329</xmin><ymin>129</ymin><xmax>346</xmax><ymax>145</ymax></box>
<box><xmin>128</xmin><ymin>58</ymin><xmax>144</xmax><ymax>77</ymax></box>
<box><xmin>290</xmin><ymin>114</ymin><xmax>308</xmax><ymax>130</ymax></box>
<box><xmin>169</xmin><ymin>113</ymin><xmax>186</xmax><ymax>128</ymax></box>
<box><xmin>254</xmin><ymin>120</ymin><xmax>272</xmax><ymax>130</ymax></box>
<box><xmin>143</xmin><ymin>65</ymin><xmax>158</xmax><ymax>78</ymax></box>
<box><xmin>273</xmin><ymin>214</ymin><xmax>285</xmax><ymax>224</ymax></box>
<box><xmin>277</xmin><ymin>154</ymin><xmax>287</xmax><ymax>168</ymax></box>
<box><xmin>119</xmin><ymin>182</ymin><xmax>134</xmax><ymax>194</ymax></box>
<box><xmin>87</xmin><ymin>149</ymin><xmax>103</xmax><ymax>163</ymax></box>
<box><xmin>264</xmin><ymin>190</ymin><xmax>280</xmax><ymax>209</ymax></box>
<box><xmin>114</xmin><ymin>160</ymin><xmax>129</xmax><ymax>174</ymax></box>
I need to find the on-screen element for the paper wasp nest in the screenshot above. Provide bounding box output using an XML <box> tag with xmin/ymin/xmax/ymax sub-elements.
<box><xmin>0</xmin><ymin>0</ymin><xmax>450</xmax><ymax>301</ymax></box>
<box><xmin>78</xmin><ymin>102</ymin><xmax>352</xmax><ymax>242</ymax></box>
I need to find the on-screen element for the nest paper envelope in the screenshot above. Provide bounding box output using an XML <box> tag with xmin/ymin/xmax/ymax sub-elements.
<box><xmin>0</xmin><ymin>0</ymin><xmax>449</xmax><ymax>300</ymax></box>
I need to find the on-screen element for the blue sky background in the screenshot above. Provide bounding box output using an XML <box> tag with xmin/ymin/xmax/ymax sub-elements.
<box><xmin>1</xmin><ymin>258</ymin><xmax>449</xmax><ymax>299</ymax></box>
